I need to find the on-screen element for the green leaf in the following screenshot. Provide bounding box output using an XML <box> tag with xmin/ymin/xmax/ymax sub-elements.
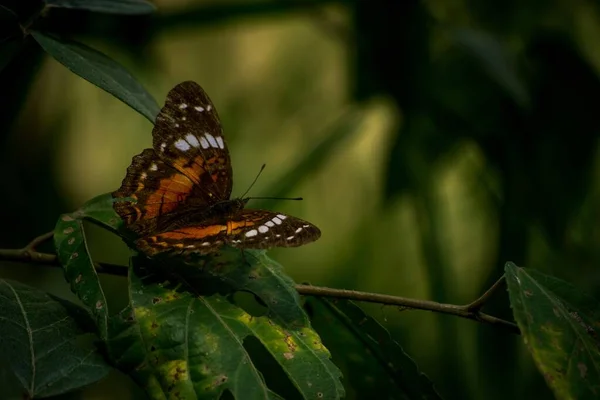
<box><xmin>153</xmin><ymin>248</ymin><xmax>308</xmax><ymax>326</ymax></box>
<box><xmin>0</xmin><ymin>279</ymin><xmax>111</xmax><ymax>398</ymax></box>
<box><xmin>53</xmin><ymin>193</ymin><xmax>125</xmax><ymax>340</ymax></box>
<box><xmin>307</xmin><ymin>298</ymin><xmax>442</xmax><ymax>400</ymax></box>
<box><xmin>107</xmin><ymin>260</ymin><xmax>344</xmax><ymax>399</ymax></box>
<box><xmin>505</xmin><ymin>262</ymin><xmax>600</xmax><ymax>399</ymax></box>
<box><xmin>453</xmin><ymin>29</ymin><xmax>530</xmax><ymax>108</ymax></box>
<box><xmin>31</xmin><ymin>31</ymin><xmax>160</xmax><ymax>122</ymax></box>
<box><xmin>46</xmin><ymin>0</ymin><xmax>155</xmax><ymax>15</ymax></box>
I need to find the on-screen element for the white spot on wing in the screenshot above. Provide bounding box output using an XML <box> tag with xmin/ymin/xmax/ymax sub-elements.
<box><xmin>182</xmin><ymin>116</ymin><xmax>187</xmax><ymax>121</ymax></box>
<box><xmin>245</xmin><ymin>229</ymin><xmax>258</xmax><ymax>237</ymax></box>
<box><xmin>207</xmin><ymin>105</ymin><xmax>212</xmax><ymax>111</ymax></box>
<box><xmin>302</xmin><ymin>224</ymin><xmax>310</xmax><ymax>228</ymax></box>
<box><xmin>205</xmin><ymin>133</ymin><xmax>219</xmax><ymax>148</ymax></box>
<box><xmin>277</xmin><ymin>214</ymin><xmax>287</xmax><ymax>220</ymax></box>
<box><xmin>276</xmin><ymin>234</ymin><xmax>281</xmax><ymax>238</ymax></box>
<box><xmin>286</xmin><ymin>236</ymin><xmax>294</xmax><ymax>240</ymax></box>
<box><xmin>174</xmin><ymin>123</ymin><xmax>180</xmax><ymax>128</ymax></box>
<box><xmin>216</xmin><ymin>136</ymin><xmax>224</xmax><ymax>149</ymax></box>
<box><xmin>200</xmin><ymin>137</ymin><xmax>210</xmax><ymax>149</ymax></box>
<box><xmin>140</xmin><ymin>172</ymin><xmax>147</xmax><ymax>180</ymax></box>
<box><xmin>185</xmin><ymin>134</ymin><xmax>200</xmax><ymax>148</ymax></box>
<box><xmin>258</xmin><ymin>225</ymin><xmax>269</xmax><ymax>233</ymax></box>
<box><xmin>179</xmin><ymin>103</ymin><xmax>188</xmax><ymax>109</ymax></box>
<box><xmin>174</xmin><ymin>139</ymin><xmax>191</xmax><ymax>151</ymax></box>
<box><xmin>150</xmin><ymin>163</ymin><xmax>158</xmax><ymax>171</ymax></box>
<box><xmin>272</xmin><ymin>217</ymin><xmax>282</xmax><ymax>225</ymax></box>
<box><xmin>201</xmin><ymin>242</ymin><xmax>211</xmax><ymax>246</ymax></box>
<box><xmin>295</xmin><ymin>227</ymin><xmax>302</xmax><ymax>234</ymax></box>
<box><xmin>186</xmin><ymin>245</ymin><xmax>195</xmax><ymax>248</ymax></box>
<box><xmin>265</xmin><ymin>221</ymin><xmax>275</xmax><ymax>227</ymax></box>
<box><xmin>194</xmin><ymin>106</ymin><xmax>204</xmax><ymax>112</ymax></box>
<box><xmin>160</xmin><ymin>142</ymin><xmax>167</xmax><ymax>152</ymax></box>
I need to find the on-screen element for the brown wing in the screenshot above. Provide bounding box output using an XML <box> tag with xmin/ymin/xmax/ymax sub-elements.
<box><xmin>135</xmin><ymin>209</ymin><xmax>321</xmax><ymax>256</ymax></box>
<box><xmin>112</xmin><ymin>149</ymin><xmax>196</xmax><ymax>234</ymax></box>
<box><xmin>152</xmin><ymin>81</ymin><xmax>232</xmax><ymax>202</ymax></box>
<box><xmin>113</xmin><ymin>81</ymin><xmax>233</xmax><ymax>233</ymax></box>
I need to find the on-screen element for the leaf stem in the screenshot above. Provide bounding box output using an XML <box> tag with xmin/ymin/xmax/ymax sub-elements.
<box><xmin>0</xmin><ymin>232</ymin><xmax>519</xmax><ymax>334</ymax></box>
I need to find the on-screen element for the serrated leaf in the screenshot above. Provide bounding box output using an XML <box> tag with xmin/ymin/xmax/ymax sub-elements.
<box><xmin>46</xmin><ymin>0</ymin><xmax>155</xmax><ymax>15</ymax></box>
<box><xmin>31</xmin><ymin>31</ymin><xmax>160</xmax><ymax>122</ymax></box>
<box><xmin>0</xmin><ymin>279</ymin><xmax>111</xmax><ymax>398</ymax></box>
<box><xmin>307</xmin><ymin>298</ymin><xmax>441</xmax><ymax>400</ymax></box>
<box><xmin>109</xmin><ymin>260</ymin><xmax>344</xmax><ymax>399</ymax></box>
<box><xmin>453</xmin><ymin>29</ymin><xmax>530</xmax><ymax>108</ymax></box>
<box><xmin>54</xmin><ymin>193</ymin><xmax>125</xmax><ymax>340</ymax></box>
<box><xmin>505</xmin><ymin>262</ymin><xmax>600</xmax><ymax>399</ymax></box>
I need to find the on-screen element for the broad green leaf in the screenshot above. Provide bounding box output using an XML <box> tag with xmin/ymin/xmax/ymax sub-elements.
<box><xmin>108</xmin><ymin>260</ymin><xmax>344</xmax><ymax>399</ymax></box>
<box><xmin>505</xmin><ymin>263</ymin><xmax>600</xmax><ymax>399</ymax></box>
<box><xmin>31</xmin><ymin>31</ymin><xmax>160</xmax><ymax>122</ymax></box>
<box><xmin>150</xmin><ymin>248</ymin><xmax>308</xmax><ymax>326</ymax></box>
<box><xmin>453</xmin><ymin>29</ymin><xmax>530</xmax><ymax>108</ymax></box>
<box><xmin>307</xmin><ymin>298</ymin><xmax>442</xmax><ymax>400</ymax></box>
<box><xmin>46</xmin><ymin>0</ymin><xmax>155</xmax><ymax>15</ymax></box>
<box><xmin>54</xmin><ymin>193</ymin><xmax>125</xmax><ymax>340</ymax></box>
<box><xmin>0</xmin><ymin>279</ymin><xmax>111</xmax><ymax>398</ymax></box>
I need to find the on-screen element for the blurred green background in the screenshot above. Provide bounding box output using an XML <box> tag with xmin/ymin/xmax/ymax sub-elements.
<box><xmin>2</xmin><ymin>0</ymin><xmax>600</xmax><ymax>399</ymax></box>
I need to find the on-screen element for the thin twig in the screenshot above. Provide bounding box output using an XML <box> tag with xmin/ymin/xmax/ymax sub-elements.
<box><xmin>295</xmin><ymin>284</ymin><xmax>520</xmax><ymax>335</ymax></box>
<box><xmin>464</xmin><ymin>275</ymin><xmax>506</xmax><ymax>312</ymax></box>
<box><xmin>0</xmin><ymin>233</ymin><xmax>519</xmax><ymax>334</ymax></box>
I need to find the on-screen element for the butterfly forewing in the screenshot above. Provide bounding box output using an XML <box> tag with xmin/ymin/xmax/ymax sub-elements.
<box><xmin>153</xmin><ymin>81</ymin><xmax>232</xmax><ymax>202</ymax></box>
<box><xmin>135</xmin><ymin>210</ymin><xmax>321</xmax><ymax>256</ymax></box>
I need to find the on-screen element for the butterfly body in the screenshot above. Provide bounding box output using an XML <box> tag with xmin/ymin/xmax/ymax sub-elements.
<box><xmin>113</xmin><ymin>81</ymin><xmax>320</xmax><ymax>257</ymax></box>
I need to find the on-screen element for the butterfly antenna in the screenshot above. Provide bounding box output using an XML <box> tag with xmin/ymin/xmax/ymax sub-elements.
<box><xmin>240</xmin><ymin>164</ymin><xmax>266</xmax><ymax>199</ymax></box>
<box><xmin>247</xmin><ymin>196</ymin><xmax>303</xmax><ymax>201</ymax></box>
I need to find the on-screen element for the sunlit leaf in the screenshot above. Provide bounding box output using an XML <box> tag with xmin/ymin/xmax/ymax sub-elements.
<box><xmin>53</xmin><ymin>193</ymin><xmax>125</xmax><ymax>340</ymax></box>
<box><xmin>31</xmin><ymin>31</ymin><xmax>160</xmax><ymax>122</ymax></box>
<box><xmin>46</xmin><ymin>0</ymin><xmax>155</xmax><ymax>15</ymax></box>
<box><xmin>0</xmin><ymin>279</ymin><xmax>111</xmax><ymax>398</ymax></box>
<box><xmin>106</xmin><ymin>259</ymin><xmax>344</xmax><ymax>399</ymax></box>
<box><xmin>307</xmin><ymin>297</ymin><xmax>442</xmax><ymax>399</ymax></box>
<box><xmin>453</xmin><ymin>29</ymin><xmax>530</xmax><ymax>108</ymax></box>
<box><xmin>505</xmin><ymin>262</ymin><xmax>600</xmax><ymax>399</ymax></box>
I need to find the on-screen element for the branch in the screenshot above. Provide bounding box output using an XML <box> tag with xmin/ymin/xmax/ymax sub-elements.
<box><xmin>295</xmin><ymin>284</ymin><xmax>519</xmax><ymax>335</ymax></box>
<box><xmin>0</xmin><ymin>234</ymin><xmax>519</xmax><ymax>334</ymax></box>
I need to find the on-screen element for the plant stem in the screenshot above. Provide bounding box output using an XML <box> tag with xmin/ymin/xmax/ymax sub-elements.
<box><xmin>0</xmin><ymin>233</ymin><xmax>519</xmax><ymax>335</ymax></box>
<box><xmin>465</xmin><ymin>275</ymin><xmax>506</xmax><ymax>312</ymax></box>
<box><xmin>295</xmin><ymin>284</ymin><xmax>519</xmax><ymax>334</ymax></box>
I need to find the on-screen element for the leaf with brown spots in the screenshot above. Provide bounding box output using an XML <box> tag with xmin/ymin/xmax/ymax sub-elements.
<box><xmin>506</xmin><ymin>262</ymin><xmax>600</xmax><ymax>399</ymax></box>
<box><xmin>54</xmin><ymin>193</ymin><xmax>125</xmax><ymax>340</ymax></box>
<box><xmin>109</xmin><ymin>257</ymin><xmax>344</xmax><ymax>400</ymax></box>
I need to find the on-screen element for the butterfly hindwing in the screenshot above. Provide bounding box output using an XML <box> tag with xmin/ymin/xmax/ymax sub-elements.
<box><xmin>152</xmin><ymin>81</ymin><xmax>232</xmax><ymax>202</ymax></box>
<box><xmin>135</xmin><ymin>210</ymin><xmax>321</xmax><ymax>256</ymax></box>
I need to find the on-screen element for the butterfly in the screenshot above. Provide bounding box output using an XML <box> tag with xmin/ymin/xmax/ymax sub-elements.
<box><xmin>112</xmin><ymin>81</ymin><xmax>321</xmax><ymax>257</ymax></box>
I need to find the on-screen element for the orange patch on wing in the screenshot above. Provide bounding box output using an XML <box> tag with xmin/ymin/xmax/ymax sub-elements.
<box><xmin>141</xmin><ymin>175</ymin><xmax>194</xmax><ymax>218</ymax></box>
<box><xmin>156</xmin><ymin>225</ymin><xmax>227</xmax><ymax>241</ymax></box>
<box><xmin>226</xmin><ymin>220</ymin><xmax>255</xmax><ymax>234</ymax></box>
<box><xmin>171</xmin><ymin>155</ymin><xmax>207</xmax><ymax>185</ymax></box>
